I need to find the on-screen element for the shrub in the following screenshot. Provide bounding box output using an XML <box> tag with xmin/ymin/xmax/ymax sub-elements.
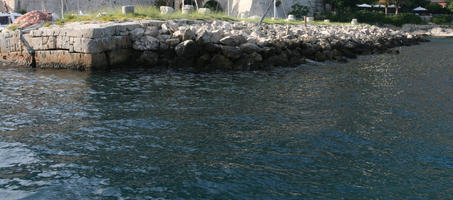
<box><xmin>324</xmin><ymin>10</ymin><xmax>424</xmax><ymax>26</ymax></box>
<box><xmin>154</xmin><ymin>0</ymin><xmax>169</xmax><ymax>7</ymax></box>
<box><xmin>388</xmin><ymin>13</ymin><xmax>423</xmax><ymax>26</ymax></box>
<box><xmin>432</xmin><ymin>15</ymin><xmax>452</xmax><ymax>24</ymax></box>
<box><xmin>289</xmin><ymin>3</ymin><xmax>310</xmax><ymax>19</ymax></box>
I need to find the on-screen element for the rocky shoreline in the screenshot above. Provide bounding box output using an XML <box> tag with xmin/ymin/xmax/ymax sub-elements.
<box><xmin>400</xmin><ymin>24</ymin><xmax>453</xmax><ymax>38</ymax></box>
<box><xmin>0</xmin><ymin>19</ymin><xmax>427</xmax><ymax>71</ymax></box>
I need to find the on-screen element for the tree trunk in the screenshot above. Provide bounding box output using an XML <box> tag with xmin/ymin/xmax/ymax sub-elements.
<box><xmin>385</xmin><ymin>3</ymin><xmax>388</xmax><ymax>16</ymax></box>
<box><xmin>395</xmin><ymin>1</ymin><xmax>399</xmax><ymax>15</ymax></box>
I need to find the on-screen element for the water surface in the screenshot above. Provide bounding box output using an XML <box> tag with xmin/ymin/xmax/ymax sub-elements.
<box><xmin>1</xmin><ymin>38</ymin><xmax>453</xmax><ymax>199</ymax></box>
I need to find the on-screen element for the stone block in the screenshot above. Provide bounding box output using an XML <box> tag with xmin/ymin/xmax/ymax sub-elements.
<box><xmin>122</xmin><ymin>5</ymin><xmax>135</xmax><ymax>15</ymax></box>
<box><xmin>198</xmin><ymin>8</ymin><xmax>211</xmax><ymax>15</ymax></box>
<box><xmin>286</xmin><ymin>15</ymin><xmax>296</xmax><ymax>21</ymax></box>
<box><xmin>160</xmin><ymin>6</ymin><xmax>174</xmax><ymax>15</ymax></box>
<box><xmin>351</xmin><ymin>19</ymin><xmax>358</xmax><ymax>25</ymax></box>
<box><xmin>182</xmin><ymin>5</ymin><xmax>194</xmax><ymax>14</ymax></box>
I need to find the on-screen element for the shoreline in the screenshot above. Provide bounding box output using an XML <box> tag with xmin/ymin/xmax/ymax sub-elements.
<box><xmin>0</xmin><ymin>19</ymin><xmax>428</xmax><ymax>71</ymax></box>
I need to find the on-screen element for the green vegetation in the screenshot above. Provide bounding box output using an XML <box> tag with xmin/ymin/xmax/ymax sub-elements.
<box><xmin>55</xmin><ymin>6</ymin><xmax>236</xmax><ymax>24</ymax></box>
<box><xmin>289</xmin><ymin>3</ymin><xmax>311</xmax><ymax>19</ymax></box>
<box><xmin>448</xmin><ymin>0</ymin><xmax>453</xmax><ymax>13</ymax></box>
<box><xmin>431</xmin><ymin>15</ymin><xmax>452</xmax><ymax>24</ymax></box>
<box><xmin>324</xmin><ymin>10</ymin><xmax>424</xmax><ymax>26</ymax></box>
<box><xmin>426</xmin><ymin>3</ymin><xmax>450</xmax><ymax>14</ymax></box>
<box><xmin>7</xmin><ymin>24</ymin><xmax>18</xmax><ymax>31</ymax></box>
<box><xmin>52</xmin><ymin>5</ymin><xmax>359</xmax><ymax>26</ymax></box>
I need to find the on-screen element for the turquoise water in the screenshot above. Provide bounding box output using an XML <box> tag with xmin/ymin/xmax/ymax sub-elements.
<box><xmin>1</xmin><ymin>38</ymin><xmax>453</xmax><ymax>199</ymax></box>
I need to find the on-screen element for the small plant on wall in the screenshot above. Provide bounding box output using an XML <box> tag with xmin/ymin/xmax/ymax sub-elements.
<box><xmin>289</xmin><ymin>3</ymin><xmax>310</xmax><ymax>19</ymax></box>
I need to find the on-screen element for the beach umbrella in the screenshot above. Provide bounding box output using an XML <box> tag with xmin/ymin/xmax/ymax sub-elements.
<box><xmin>357</xmin><ymin>4</ymin><xmax>372</xmax><ymax>8</ymax></box>
<box><xmin>413</xmin><ymin>6</ymin><xmax>427</xmax><ymax>11</ymax></box>
<box><xmin>373</xmin><ymin>4</ymin><xmax>386</xmax><ymax>8</ymax></box>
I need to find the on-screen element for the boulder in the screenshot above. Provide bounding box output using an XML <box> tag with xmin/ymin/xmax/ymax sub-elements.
<box><xmin>220</xmin><ymin>35</ymin><xmax>247</xmax><ymax>46</ymax></box>
<box><xmin>137</xmin><ymin>51</ymin><xmax>159</xmax><ymax>65</ymax></box>
<box><xmin>175</xmin><ymin>40</ymin><xmax>198</xmax><ymax>58</ymax></box>
<box><xmin>166</xmin><ymin>38</ymin><xmax>181</xmax><ymax>47</ymax></box>
<box><xmin>130</xmin><ymin>28</ymin><xmax>145</xmax><ymax>40</ymax></box>
<box><xmin>211</xmin><ymin>54</ymin><xmax>233</xmax><ymax>69</ymax></box>
<box><xmin>145</xmin><ymin>26</ymin><xmax>159</xmax><ymax>37</ymax></box>
<box><xmin>221</xmin><ymin>46</ymin><xmax>241</xmax><ymax>60</ymax></box>
<box><xmin>240</xmin><ymin>42</ymin><xmax>262</xmax><ymax>54</ymax></box>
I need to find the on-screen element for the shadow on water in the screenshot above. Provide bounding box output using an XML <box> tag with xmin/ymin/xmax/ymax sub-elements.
<box><xmin>0</xmin><ymin>38</ymin><xmax>453</xmax><ymax>199</ymax></box>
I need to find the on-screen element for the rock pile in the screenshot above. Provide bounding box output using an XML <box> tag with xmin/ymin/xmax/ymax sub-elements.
<box><xmin>130</xmin><ymin>20</ymin><xmax>425</xmax><ymax>71</ymax></box>
<box><xmin>0</xmin><ymin>19</ymin><xmax>427</xmax><ymax>70</ymax></box>
<box><xmin>401</xmin><ymin>24</ymin><xmax>453</xmax><ymax>37</ymax></box>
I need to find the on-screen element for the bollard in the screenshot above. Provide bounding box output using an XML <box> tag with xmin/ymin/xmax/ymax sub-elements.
<box><xmin>122</xmin><ymin>5</ymin><xmax>135</xmax><ymax>15</ymax></box>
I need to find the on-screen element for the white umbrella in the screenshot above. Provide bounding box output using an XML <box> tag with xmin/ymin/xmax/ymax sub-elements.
<box><xmin>413</xmin><ymin>6</ymin><xmax>427</xmax><ymax>11</ymax></box>
<box><xmin>388</xmin><ymin>5</ymin><xmax>396</xmax><ymax>8</ymax></box>
<box><xmin>357</xmin><ymin>4</ymin><xmax>372</xmax><ymax>8</ymax></box>
<box><xmin>373</xmin><ymin>4</ymin><xmax>386</xmax><ymax>8</ymax></box>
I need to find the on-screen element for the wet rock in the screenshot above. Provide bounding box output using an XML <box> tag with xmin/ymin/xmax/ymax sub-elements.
<box><xmin>220</xmin><ymin>35</ymin><xmax>247</xmax><ymax>46</ymax></box>
<box><xmin>221</xmin><ymin>46</ymin><xmax>241</xmax><ymax>60</ymax></box>
<box><xmin>137</xmin><ymin>51</ymin><xmax>159</xmax><ymax>65</ymax></box>
<box><xmin>175</xmin><ymin>40</ymin><xmax>198</xmax><ymax>58</ymax></box>
<box><xmin>240</xmin><ymin>43</ymin><xmax>262</xmax><ymax>54</ymax></box>
<box><xmin>211</xmin><ymin>54</ymin><xmax>233</xmax><ymax>70</ymax></box>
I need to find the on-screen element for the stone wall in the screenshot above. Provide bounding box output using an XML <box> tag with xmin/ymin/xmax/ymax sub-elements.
<box><xmin>2</xmin><ymin>0</ymin><xmax>155</xmax><ymax>13</ymax></box>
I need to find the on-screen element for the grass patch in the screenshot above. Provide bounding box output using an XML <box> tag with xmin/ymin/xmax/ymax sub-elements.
<box><xmin>53</xmin><ymin>5</ymin><xmax>357</xmax><ymax>26</ymax></box>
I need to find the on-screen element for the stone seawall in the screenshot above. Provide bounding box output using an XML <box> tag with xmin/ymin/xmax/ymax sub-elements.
<box><xmin>0</xmin><ymin>20</ymin><xmax>426</xmax><ymax>71</ymax></box>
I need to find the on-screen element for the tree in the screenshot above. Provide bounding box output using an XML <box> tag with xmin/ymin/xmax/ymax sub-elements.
<box><xmin>448</xmin><ymin>0</ymin><xmax>453</xmax><ymax>13</ymax></box>
<box><xmin>379</xmin><ymin>0</ymin><xmax>391</xmax><ymax>15</ymax></box>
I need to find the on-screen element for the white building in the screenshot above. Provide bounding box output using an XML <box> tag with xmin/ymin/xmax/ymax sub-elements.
<box><xmin>175</xmin><ymin>0</ymin><xmax>324</xmax><ymax>18</ymax></box>
<box><xmin>1</xmin><ymin>0</ymin><xmax>324</xmax><ymax>18</ymax></box>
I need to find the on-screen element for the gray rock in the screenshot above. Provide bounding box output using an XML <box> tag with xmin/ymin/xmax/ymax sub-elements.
<box><xmin>220</xmin><ymin>35</ymin><xmax>247</xmax><ymax>46</ymax></box>
<box><xmin>240</xmin><ymin>42</ymin><xmax>262</xmax><ymax>53</ymax></box>
<box><xmin>130</xmin><ymin>28</ymin><xmax>145</xmax><ymax>40</ymax></box>
<box><xmin>133</xmin><ymin>36</ymin><xmax>160</xmax><ymax>51</ymax></box>
<box><xmin>211</xmin><ymin>54</ymin><xmax>233</xmax><ymax>70</ymax></box>
<box><xmin>145</xmin><ymin>26</ymin><xmax>159</xmax><ymax>37</ymax></box>
<box><xmin>221</xmin><ymin>46</ymin><xmax>241</xmax><ymax>60</ymax></box>
<box><xmin>172</xmin><ymin>28</ymin><xmax>195</xmax><ymax>41</ymax></box>
<box><xmin>166</xmin><ymin>38</ymin><xmax>181</xmax><ymax>47</ymax></box>
<box><xmin>137</xmin><ymin>51</ymin><xmax>159</xmax><ymax>65</ymax></box>
<box><xmin>175</xmin><ymin>40</ymin><xmax>198</xmax><ymax>58</ymax></box>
